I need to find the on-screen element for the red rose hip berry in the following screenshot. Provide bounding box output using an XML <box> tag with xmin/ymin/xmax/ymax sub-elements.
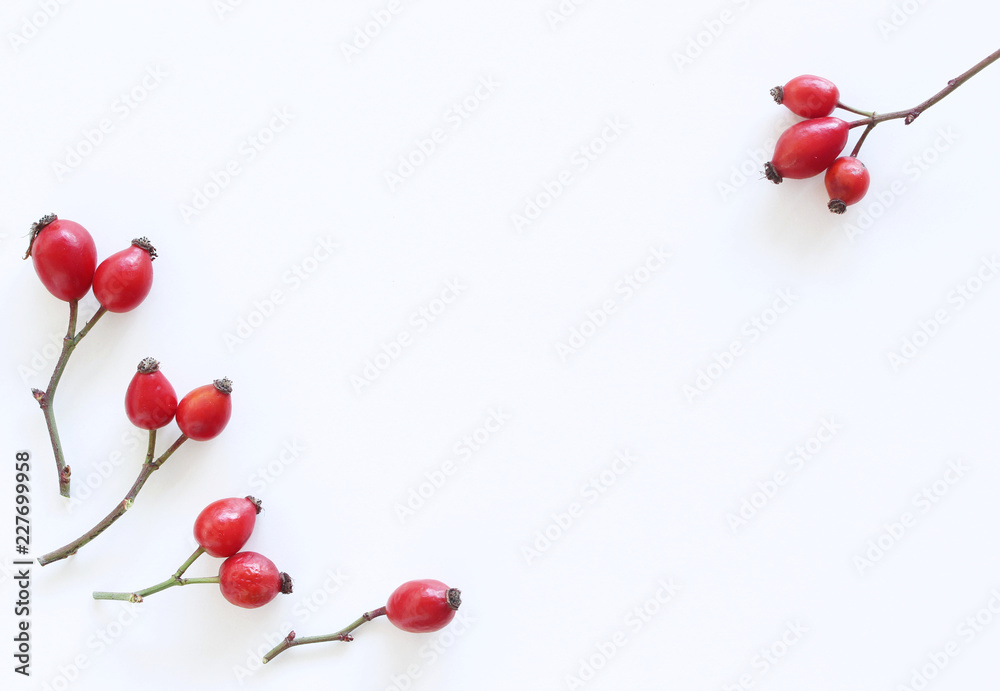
<box><xmin>93</xmin><ymin>237</ymin><xmax>156</xmax><ymax>313</ymax></box>
<box><xmin>25</xmin><ymin>214</ymin><xmax>98</xmax><ymax>302</ymax></box>
<box><xmin>765</xmin><ymin>117</ymin><xmax>850</xmax><ymax>184</ymax></box>
<box><xmin>218</xmin><ymin>551</ymin><xmax>292</xmax><ymax>609</ymax></box>
<box><xmin>176</xmin><ymin>378</ymin><xmax>233</xmax><ymax>441</ymax></box>
<box><xmin>385</xmin><ymin>579</ymin><xmax>462</xmax><ymax>633</ymax></box>
<box><xmin>194</xmin><ymin>496</ymin><xmax>262</xmax><ymax>558</ymax></box>
<box><xmin>825</xmin><ymin>156</ymin><xmax>871</xmax><ymax>213</ymax></box>
<box><xmin>259</xmin><ymin>577</ymin><xmax>465</xmax><ymax>663</ymax></box>
<box><xmin>771</xmin><ymin>75</ymin><xmax>840</xmax><ymax>119</ymax></box>
<box><xmin>124</xmin><ymin>357</ymin><xmax>178</xmax><ymax>430</ymax></box>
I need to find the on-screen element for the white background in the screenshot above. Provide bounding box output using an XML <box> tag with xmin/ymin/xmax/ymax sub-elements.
<box><xmin>3</xmin><ymin>1</ymin><xmax>1000</xmax><ymax>689</ymax></box>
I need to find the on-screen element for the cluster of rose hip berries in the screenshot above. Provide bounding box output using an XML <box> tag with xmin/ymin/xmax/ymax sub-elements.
<box><xmin>765</xmin><ymin>75</ymin><xmax>870</xmax><ymax>213</ymax></box>
<box><xmin>26</xmin><ymin>214</ymin><xmax>462</xmax><ymax>664</ymax></box>
<box><xmin>26</xmin><ymin>213</ymin><xmax>164</xmax><ymax>499</ymax></box>
<box><xmin>92</xmin><ymin>496</ymin><xmax>292</xmax><ymax>608</ymax></box>
<box><xmin>92</xmin><ymin>495</ymin><xmax>462</xmax><ymax>660</ymax></box>
<box><xmin>28</xmin><ymin>214</ymin><xmax>237</xmax><ymax>568</ymax></box>
<box><xmin>26</xmin><ymin>213</ymin><xmax>154</xmax><ymax>313</ymax></box>
<box><xmin>126</xmin><ymin>358</ymin><xmax>232</xmax><ymax>441</ymax></box>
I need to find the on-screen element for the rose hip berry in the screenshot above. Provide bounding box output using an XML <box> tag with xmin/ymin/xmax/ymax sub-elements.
<box><xmin>219</xmin><ymin>551</ymin><xmax>293</xmax><ymax>609</ymax></box>
<box><xmin>771</xmin><ymin>75</ymin><xmax>840</xmax><ymax>119</ymax></box>
<box><xmin>24</xmin><ymin>214</ymin><xmax>98</xmax><ymax>302</ymax></box>
<box><xmin>124</xmin><ymin>357</ymin><xmax>178</xmax><ymax>430</ymax></box>
<box><xmin>385</xmin><ymin>579</ymin><xmax>462</xmax><ymax>633</ymax></box>
<box><xmin>194</xmin><ymin>496</ymin><xmax>262</xmax><ymax>558</ymax></box>
<box><xmin>176</xmin><ymin>378</ymin><xmax>233</xmax><ymax>441</ymax></box>
<box><xmin>824</xmin><ymin>156</ymin><xmax>871</xmax><ymax>213</ymax></box>
<box><xmin>764</xmin><ymin>117</ymin><xmax>849</xmax><ymax>184</ymax></box>
<box><xmin>92</xmin><ymin>237</ymin><xmax>156</xmax><ymax>313</ymax></box>
<box><xmin>92</xmin><ymin>499</ymin><xmax>287</xmax><ymax>605</ymax></box>
<box><xmin>261</xmin><ymin>577</ymin><xmax>464</xmax><ymax>663</ymax></box>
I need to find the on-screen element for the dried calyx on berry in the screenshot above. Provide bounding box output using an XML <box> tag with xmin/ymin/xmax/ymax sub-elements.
<box><xmin>137</xmin><ymin>357</ymin><xmax>160</xmax><ymax>373</ymax></box>
<box><xmin>131</xmin><ymin>236</ymin><xmax>157</xmax><ymax>260</ymax></box>
<box><xmin>23</xmin><ymin>213</ymin><xmax>58</xmax><ymax>259</ymax></box>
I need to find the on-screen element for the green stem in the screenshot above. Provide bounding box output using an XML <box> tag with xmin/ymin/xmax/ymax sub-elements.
<box><xmin>850</xmin><ymin>123</ymin><xmax>876</xmax><ymax>158</ymax></box>
<box><xmin>847</xmin><ymin>47</ymin><xmax>1000</xmax><ymax>129</ymax></box>
<box><xmin>73</xmin><ymin>306</ymin><xmax>107</xmax><ymax>343</ymax></box>
<box><xmin>37</xmin><ymin>434</ymin><xmax>189</xmax><ymax>566</ymax></box>
<box><xmin>32</xmin><ymin>303</ymin><xmax>108</xmax><ymax>497</ymax></box>
<box><xmin>93</xmin><ymin>547</ymin><xmax>216</xmax><ymax>602</ymax></box>
<box><xmin>33</xmin><ymin>300</ymin><xmax>77</xmax><ymax>496</ymax></box>
<box><xmin>174</xmin><ymin>546</ymin><xmax>206</xmax><ymax>578</ymax></box>
<box><xmin>836</xmin><ymin>102</ymin><xmax>873</xmax><ymax>118</ymax></box>
<box><xmin>263</xmin><ymin>607</ymin><xmax>387</xmax><ymax>664</ymax></box>
<box><xmin>143</xmin><ymin>429</ymin><xmax>157</xmax><ymax>465</ymax></box>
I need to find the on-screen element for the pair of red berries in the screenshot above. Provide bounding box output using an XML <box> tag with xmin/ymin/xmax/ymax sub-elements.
<box><xmin>26</xmin><ymin>214</ymin><xmax>155</xmax><ymax>311</ymax></box>
<box><xmin>94</xmin><ymin>496</ymin><xmax>292</xmax><ymax>608</ymax></box>
<box><xmin>766</xmin><ymin>75</ymin><xmax>871</xmax><ymax>213</ymax></box>
<box><xmin>197</xmin><ymin>497</ymin><xmax>292</xmax><ymax>608</ymax></box>
<box><xmin>125</xmin><ymin>357</ymin><xmax>232</xmax><ymax>441</ymax></box>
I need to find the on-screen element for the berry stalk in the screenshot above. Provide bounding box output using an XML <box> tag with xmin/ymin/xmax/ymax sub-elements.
<box><xmin>37</xmin><ymin>431</ymin><xmax>188</xmax><ymax>566</ymax></box>
<box><xmin>835</xmin><ymin>102</ymin><xmax>873</xmax><ymax>118</ymax></box>
<box><xmin>262</xmin><ymin>608</ymin><xmax>388</xmax><ymax>664</ymax></box>
<box><xmin>847</xmin><ymin>47</ymin><xmax>1000</xmax><ymax>130</ymax></box>
<box><xmin>92</xmin><ymin>546</ymin><xmax>211</xmax><ymax>602</ymax></box>
<box><xmin>32</xmin><ymin>300</ymin><xmax>107</xmax><ymax>497</ymax></box>
<box><xmin>850</xmin><ymin>123</ymin><xmax>875</xmax><ymax>158</ymax></box>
